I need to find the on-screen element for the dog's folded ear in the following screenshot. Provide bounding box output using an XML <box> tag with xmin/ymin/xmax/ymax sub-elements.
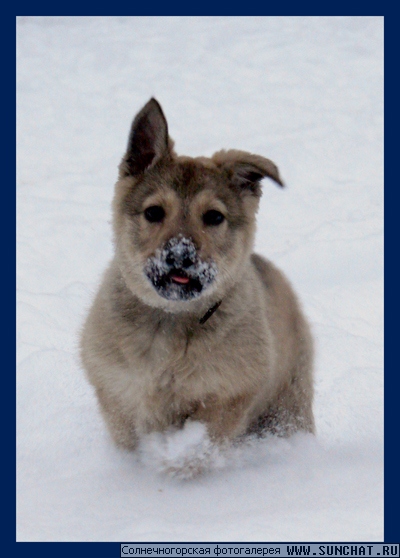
<box><xmin>212</xmin><ymin>149</ymin><xmax>284</xmax><ymax>194</ymax></box>
<box><xmin>121</xmin><ymin>98</ymin><xmax>172</xmax><ymax>177</ymax></box>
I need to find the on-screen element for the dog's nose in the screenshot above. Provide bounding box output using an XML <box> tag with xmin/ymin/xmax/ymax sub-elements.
<box><xmin>166</xmin><ymin>253</ymin><xmax>194</xmax><ymax>268</ymax></box>
<box><xmin>182</xmin><ymin>256</ymin><xmax>195</xmax><ymax>268</ymax></box>
<box><xmin>165</xmin><ymin>249</ymin><xmax>196</xmax><ymax>269</ymax></box>
<box><xmin>164</xmin><ymin>237</ymin><xmax>197</xmax><ymax>269</ymax></box>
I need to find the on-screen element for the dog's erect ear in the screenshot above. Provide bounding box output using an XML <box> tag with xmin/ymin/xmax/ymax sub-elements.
<box><xmin>122</xmin><ymin>98</ymin><xmax>171</xmax><ymax>177</ymax></box>
<box><xmin>212</xmin><ymin>149</ymin><xmax>284</xmax><ymax>194</ymax></box>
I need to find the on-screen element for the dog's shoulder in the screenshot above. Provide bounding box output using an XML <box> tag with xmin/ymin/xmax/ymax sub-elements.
<box><xmin>250</xmin><ymin>253</ymin><xmax>280</xmax><ymax>290</ymax></box>
<box><xmin>251</xmin><ymin>252</ymin><xmax>271</xmax><ymax>276</ymax></box>
<box><xmin>250</xmin><ymin>253</ymin><xmax>301</xmax><ymax>312</ymax></box>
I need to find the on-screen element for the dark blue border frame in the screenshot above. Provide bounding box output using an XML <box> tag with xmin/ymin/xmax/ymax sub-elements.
<box><xmin>13</xmin><ymin>4</ymin><xmax>394</xmax><ymax>553</ymax></box>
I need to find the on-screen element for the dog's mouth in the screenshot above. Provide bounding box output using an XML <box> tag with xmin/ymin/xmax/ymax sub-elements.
<box><xmin>169</xmin><ymin>270</ymin><xmax>192</xmax><ymax>286</ymax></box>
<box><xmin>145</xmin><ymin>267</ymin><xmax>206</xmax><ymax>301</ymax></box>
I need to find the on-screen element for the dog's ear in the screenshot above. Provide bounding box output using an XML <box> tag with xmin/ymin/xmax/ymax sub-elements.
<box><xmin>121</xmin><ymin>98</ymin><xmax>171</xmax><ymax>177</ymax></box>
<box><xmin>212</xmin><ymin>149</ymin><xmax>284</xmax><ymax>194</ymax></box>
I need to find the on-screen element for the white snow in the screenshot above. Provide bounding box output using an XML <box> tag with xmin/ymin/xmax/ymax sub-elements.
<box><xmin>16</xmin><ymin>16</ymin><xmax>383</xmax><ymax>542</ymax></box>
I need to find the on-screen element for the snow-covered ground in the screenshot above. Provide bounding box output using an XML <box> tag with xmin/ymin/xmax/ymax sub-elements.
<box><xmin>16</xmin><ymin>16</ymin><xmax>383</xmax><ymax>542</ymax></box>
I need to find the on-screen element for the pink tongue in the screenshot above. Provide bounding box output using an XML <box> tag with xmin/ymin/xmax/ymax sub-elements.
<box><xmin>171</xmin><ymin>275</ymin><xmax>190</xmax><ymax>285</ymax></box>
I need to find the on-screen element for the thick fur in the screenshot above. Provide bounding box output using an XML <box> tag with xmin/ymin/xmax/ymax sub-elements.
<box><xmin>80</xmin><ymin>98</ymin><xmax>314</xmax><ymax>454</ymax></box>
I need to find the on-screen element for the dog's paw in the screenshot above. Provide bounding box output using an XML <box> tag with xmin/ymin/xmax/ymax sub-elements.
<box><xmin>139</xmin><ymin>421</ymin><xmax>225</xmax><ymax>480</ymax></box>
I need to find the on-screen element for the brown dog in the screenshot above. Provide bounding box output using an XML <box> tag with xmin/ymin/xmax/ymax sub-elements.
<box><xmin>80</xmin><ymin>98</ymin><xmax>314</xmax><ymax>459</ymax></box>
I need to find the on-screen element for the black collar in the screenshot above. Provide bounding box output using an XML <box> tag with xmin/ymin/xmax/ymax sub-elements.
<box><xmin>199</xmin><ymin>300</ymin><xmax>222</xmax><ymax>325</ymax></box>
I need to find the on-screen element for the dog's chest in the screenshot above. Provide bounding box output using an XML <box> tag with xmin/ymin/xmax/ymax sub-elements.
<box><xmin>124</xmin><ymin>319</ymin><xmax>222</xmax><ymax>397</ymax></box>
<box><xmin>149</xmin><ymin>324</ymin><xmax>212</xmax><ymax>386</ymax></box>
<box><xmin>116</xmin><ymin>323</ymin><xmax>217</xmax><ymax>429</ymax></box>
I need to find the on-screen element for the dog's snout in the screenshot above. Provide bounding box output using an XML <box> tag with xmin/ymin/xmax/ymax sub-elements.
<box><xmin>164</xmin><ymin>237</ymin><xmax>197</xmax><ymax>269</ymax></box>
<box><xmin>144</xmin><ymin>235</ymin><xmax>217</xmax><ymax>301</ymax></box>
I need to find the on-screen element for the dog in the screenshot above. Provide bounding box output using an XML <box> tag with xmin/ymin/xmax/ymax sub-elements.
<box><xmin>80</xmin><ymin>98</ymin><xmax>315</xmax><ymax>464</ymax></box>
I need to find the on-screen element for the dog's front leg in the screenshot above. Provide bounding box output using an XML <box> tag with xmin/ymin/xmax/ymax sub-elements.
<box><xmin>191</xmin><ymin>393</ymin><xmax>256</xmax><ymax>444</ymax></box>
<box><xmin>95</xmin><ymin>386</ymin><xmax>138</xmax><ymax>450</ymax></box>
<box><xmin>151</xmin><ymin>396</ymin><xmax>257</xmax><ymax>479</ymax></box>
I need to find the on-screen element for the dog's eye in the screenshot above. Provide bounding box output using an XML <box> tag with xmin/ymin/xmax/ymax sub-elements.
<box><xmin>144</xmin><ymin>205</ymin><xmax>165</xmax><ymax>223</ymax></box>
<box><xmin>202</xmin><ymin>210</ymin><xmax>225</xmax><ymax>226</ymax></box>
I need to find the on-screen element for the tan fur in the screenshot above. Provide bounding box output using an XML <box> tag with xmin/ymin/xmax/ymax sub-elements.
<box><xmin>80</xmin><ymin>98</ymin><xmax>314</xmax><ymax>454</ymax></box>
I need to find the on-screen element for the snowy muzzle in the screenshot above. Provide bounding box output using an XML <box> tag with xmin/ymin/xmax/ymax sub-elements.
<box><xmin>144</xmin><ymin>236</ymin><xmax>218</xmax><ymax>301</ymax></box>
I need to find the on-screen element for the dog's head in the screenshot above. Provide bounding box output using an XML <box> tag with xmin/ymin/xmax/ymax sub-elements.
<box><xmin>112</xmin><ymin>98</ymin><xmax>283</xmax><ymax>312</ymax></box>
